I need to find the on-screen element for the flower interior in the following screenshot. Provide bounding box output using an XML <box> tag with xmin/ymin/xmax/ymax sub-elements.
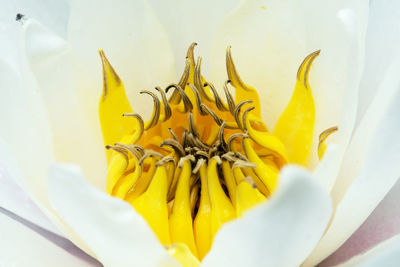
<box><xmin>98</xmin><ymin>43</ymin><xmax>336</xmax><ymax>261</ymax></box>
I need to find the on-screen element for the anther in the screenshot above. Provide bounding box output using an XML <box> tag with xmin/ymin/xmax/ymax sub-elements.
<box><xmin>188</xmin><ymin>84</ymin><xmax>207</xmax><ymax>115</ymax></box>
<box><xmin>140</xmin><ymin>90</ymin><xmax>161</xmax><ymax>129</ymax></box>
<box><xmin>192</xmin><ymin>158</ymin><xmax>206</xmax><ymax>174</ymax></box>
<box><xmin>156</xmin><ymin>156</ymin><xmax>175</xmax><ymax>167</ymax></box>
<box><xmin>234</xmin><ymin>100</ymin><xmax>253</xmax><ymax>130</ymax></box>
<box><xmin>122</xmin><ymin>113</ymin><xmax>145</xmax><ymax>138</ymax></box>
<box><xmin>139</xmin><ymin>150</ymin><xmax>164</xmax><ymax>165</ymax></box>
<box><xmin>155</xmin><ymin>86</ymin><xmax>172</xmax><ymax>121</ymax></box>
<box><xmin>114</xmin><ymin>143</ymin><xmax>142</xmax><ymax>159</ymax></box>
<box><xmin>200</xmin><ymin>104</ymin><xmax>223</xmax><ymax>126</ymax></box>
<box><xmin>178</xmin><ymin>155</ymin><xmax>196</xmax><ymax>168</ymax></box>
<box><xmin>232</xmin><ymin>160</ymin><xmax>256</xmax><ymax>170</ymax></box>
<box><xmin>227</xmin><ymin>133</ymin><xmax>249</xmax><ymax>152</ymax></box>
<box><xmin>205</xmin><ymin>82</ymin><xmax>229</xmax><ymax>111</ymax></box>
<box><xmin>188</xmin><ymin>111</ymin><xmax>200</xmax><ymax>138</ymax></box>
<box><xmin>165</xmin><ymin>84</ymin><xmax>193</xmax><ymax>112</ymax></box>
<box><xmin>168</xmin><ymin>128</ymin><xmax>179</xmax><ymax>141</ymax></box>
<box><xmin>160</xmin><ymin>139</ymin><xmax>185</xmax><ymax>157</ymax></box>
<box><xmin>194</xmin><ymin>57</ymin><xmax>214</xmax><ymax>102</ymax></box>
<box><xmin>242</xmin><ymin>106</ymin><xmax>256</xmax><ymax>132</ymax></box>
<box><xmin>218</xmin><ymin>121</ymin><xmax>228</xmax><ymax>152</ymax></box>
<box><xmin>105</xmin><ymin>145</ymin><xmax>129</xmax><ymax>163</ymax></box>
<box><xmin>223</xmin><ymin>80</ymin><xmax>236</xmax><ymax>114</ymax></box>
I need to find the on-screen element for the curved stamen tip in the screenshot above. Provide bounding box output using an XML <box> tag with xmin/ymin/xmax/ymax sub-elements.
<box><xmin>178</xmin><ymin>155</ymin><xmax>196</xmax><ymax>168</ymax></box>
<box><xmin>211</xmin><ymin>155</ymin><xmax>222</xmax><ymax>165</ymax></box>
<box><xmin>297</xmin><ymin>49</ymin><xmax>321</xmax><ymax>89</ymax></box>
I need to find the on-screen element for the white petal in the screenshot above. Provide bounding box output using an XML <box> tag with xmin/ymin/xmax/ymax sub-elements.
<box><xmin>319</xmin><ymin>179</ymin><xmax>400</xmax><ymax>266</ymax></box>
<box><xmin>0</xmin><ymin>0</ymin><xmax>70</xmax><ymax>38</ymax></box>
<box><xmin>304</xmin><ymin>56</ymin><xmax>400</xmax><ymax>266</ymax></box>
<box><xmin>355</xmin><ymin>0</ymin><xmax>400</xmax><ymax>125</ymax></box>
<box><xmin>0</xmin><ymin>50</ymin><xmax>59</xmax><ymax>225</ymax></box>
<box><xmin>202</xmin><ymin>165</ymin><xmax>332</xmax><ymax>267</ymax></box>
<box><xmin>0</xmin><ymin>164</ymin><xmax>60</xmax><ymax>235</ymax></box>
<box><xmin>67</xmin><ymin>0</ymin><xmax>176</xmax><ymax>115</ymax></box>
<box><xmin>22</xmin><ymin>19</ymin><xmax>107</xmax><ymax>190</ymax></box>
<box><xmin>48</xmin><ymin>163</ymin><xmax>170</xmax><ymax>266</ymax></box>
<box><xmin>210</xmin><ymin>0</ymin><xmax>368</xmax><ymax>169</ymax></box>
<box><xmin>147</xmin><ymin>0</ymin><xmax>241</xmax><ymax>73</ymax></box>
<box><xmin>335</xmin><ymin>234</ymin><xmax>400</xmax><ymax>267</ymax></box>
<box><xmin>0</xmin><ymin>211</ymin><xmax>98</xmax><ymax>267</ymax></box>
<box><xmin>313</xmin><ymin>144</ymin><xmax>340</xmax><ymax>192</ymax></box>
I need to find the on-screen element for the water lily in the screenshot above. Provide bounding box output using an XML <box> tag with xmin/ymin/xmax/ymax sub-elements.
<box><xmin>1</xmin><ymin>0</ymin><xmax>400</xmax><ymax>266</ymax></box>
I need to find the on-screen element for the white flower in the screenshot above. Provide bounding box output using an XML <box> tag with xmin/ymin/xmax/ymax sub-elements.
<box><xmin>1</xmin><ymin>0</ymin><xmax>400</xmax><ymax>266</ymax></box>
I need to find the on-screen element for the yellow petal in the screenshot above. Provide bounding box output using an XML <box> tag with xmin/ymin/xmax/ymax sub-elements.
<box><xmin>194</xmin><ymin>160</ymin><xmax>212</xmax><ymax>260</ymax></box>
<box><xmin>166</xmin><ymin>243</ymin><xmax>200</xmax><ymax>267</ymax></box>
<box><xmin>98</xmin><ymin>50</ymin><xmax>137</xmax><ymax>164</ymax></box>
<box><xmin>207</xmin><ymin>157</ymin><xmax>236</xmax><ymax>238</ymax></box>
<box><xmin>132</xmin><ymin>164</ymin><xmax>170</xmax><ymax>245</ymax></box>
<box><xmin>226</xmin><ymin>46</ymin><xmax>261</xmax><ymax>119</ymax></box>
<box><xmin>169</xmin><ymin>159</ymin><xmax>198</xmax><ymax>258</ymax></box>
<box><xmin>235</xmin><ymin>178</ymin><xmax>266</xmax><ymax>217</ymax></box>
<box><xmin>273</xmin><ymin>50</ymin><xmax>320</xmax><ymax>166</ymax></box>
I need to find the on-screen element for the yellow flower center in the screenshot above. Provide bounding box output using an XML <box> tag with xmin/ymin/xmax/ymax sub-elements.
<box><xmin>98</xmin><ymin>43</ymin><xmax>336</xmax><ymax>264</ymax></box>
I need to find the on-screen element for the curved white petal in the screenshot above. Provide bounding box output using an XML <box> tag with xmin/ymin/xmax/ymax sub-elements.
<box><xmin>67</xmin><ymin>0</ymin><xmax>176</xmax><ymax>115</ymax></box>
<box><xmin>210</xmin><ymin>0</ymin><xmax>368</xmax><ymax>169</ymax></box>
<box><xmin>305</xmin><ymin>56</ymin><xmax>400</xmax><ymax>266</ymax></box>
<box><xmin>0</xmin><ymin>211</ymin><xmax>98</xmax><ymax>267</ymax></box>
<box><xmin>202</xmin><ymin>165</ymin><xmax>332</xmax><ymax>267</ymax></box>
<box><xmin>313</xmin><ymin>144</ymin><xmax>340</xmax><ymax>192</ymax></box>
<box><xmin>48</xmin><ymin>163</ymin><xmax>171</xmax><ymax>266</ymax></box>
<box><xmin>22</xmin><ymin>19</ymin><xmax>106</xmax><ymax>190</ymax></box>
<box><xmin>355</xmin><ymin>0</ymin><xmax>400</xmax><ymax>125</ymax></box>
<box><xmin>335</xmin><ymin>234</ymin><xmax>400</xmax><ymax>267</ymax></box>
<box><xmin>147</xmin><ymin>0</ymin><xmax>241</xmax><ymax>73</ymax></box>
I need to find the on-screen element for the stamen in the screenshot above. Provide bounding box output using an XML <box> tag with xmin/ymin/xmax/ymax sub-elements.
<box><xmin>318</xmin><ymin>126</ymin><xmax>338</xmax><ymax>159</ymax></box>
<box><xmin>226</xmin><ymin>46</ymin><xmax>252</xmax><ymax>92</ymax></box>
<box><xmin>140</xmin><ymin>90</ymin><xmax>161</xmax><ymax>130</ymax></box>
<box><xmin>242</xmin><ymin>106</ymin><xmax>255</xmax><ymax>132</ymax></box>
<box><xmin>200</xmin><ymin>104</ymin><xmax>223</xmax><ymax>126</ymax></box>
<box><xmin>156</xmin><ymin>156</ymin><xmax>175</xmax><ymax>167</ymax></box>
<box><xmin>227</xmin><ymin>133</ymin><xmax>248</xmax><ymax>152</ymax></box>
<box><xmin>232</xmin><ymin>160</ymin><xmax>256</xmax><ymax>169</ymax></box>
<box><xmin>105</xmin><ymin>145</ymin><xmax>129</xmax><ymax>163</ymax></box>
<box><xmin>178</xmin><ymin>155</ymin><xmax>196</xmax><ymax>168</ymax></box>
<box><xmin>297</xmin><ymin>50</ymin><xmax>321</xmax><ymax>89</ymax></box>
<box><xmin>168</xmin><ymin>128</ymin><xmax>179</xmax><ymax>141</ymax></box>
<box><xmin>192</xmin><ymin>158</ymin><xmax>206</xmax><ymax>174</ymax></box>
<box><xmin>139</xmin><ymin>150</ymin><xmax>164</xmax><ymax>165</ymax></box>
<box><xmin>114</xmin><ymin>143</ymin><xmax>142</xmax><ymax>159</ymax></box>
<box><xmin>188</xmin><ymin>84</ymin><xmax>207</xmax><ymax>115</ymax></box>
<box><xmin>194</xmin><ymin>57</ymin><xmax>214</xmax><ymax>102</ymax></box>
<box><xmin>188</xmin><ymin>111</ymin><xmax>200</xmax><ymax>138</ymax></box>
<box><xmin>155</xmin><ymin>86</ymin><xmax>172</xmax><ymax>121</ymax></box>
<box><xmin>160</xmin><ymin>139</ymin><xmax>185</xmax><ymax>157</ymax></box>
<box><xmin>122</xmin><ymin>113</ymin><xmax>145</xmax><ymax>140</ymax></box>
<box><xmin>186</xmin><ymin>42</ymin><xmax>197</xmax><ymax>65</ymax></box>
<box><xmin>234</xmin><ymin>100</ymin><xmax>252</xmax><ymax>130</ymax></box>
<box><xmin>218</xmin><ymin>121</ymin><xmax>228</xmax><ymax>152</ymax></box>
<box><xmin>223</xmin><ymin>80</ymin><xmax>236</xmax><ymax>114</ymax></box>
<box><xmin>169</xmin><ymin>59</ymin><xmax>190</xmax><ymax>104</ymax></box>
<box><xmin>204</xmin><ymin>82</ymin><xmax>228</xmax><ymax>111</ymax></box>
<box><xmin>165</xmin><ymin>84</ymin><xmax>193</xmax><ymax>112</ymax></box>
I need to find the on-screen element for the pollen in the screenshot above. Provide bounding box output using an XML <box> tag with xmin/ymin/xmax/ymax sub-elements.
<box><xmin>98</xmin><ymin>43</ymin><xmax>332</xmax><ymax>263</ymax></box>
